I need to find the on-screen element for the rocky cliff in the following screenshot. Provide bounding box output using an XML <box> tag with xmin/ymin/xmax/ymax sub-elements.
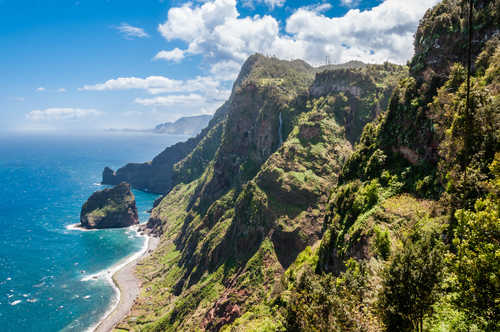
<box><xmin>80</xmin><ymin>182</ymin><xmax>138</xmax><ymax>229</ymax></box>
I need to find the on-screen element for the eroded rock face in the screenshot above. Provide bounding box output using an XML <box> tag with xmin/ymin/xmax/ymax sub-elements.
<box><xmin>80</xmin><ymin>182</ymin><xmax>138</xmax><ymax>229</ymax></box>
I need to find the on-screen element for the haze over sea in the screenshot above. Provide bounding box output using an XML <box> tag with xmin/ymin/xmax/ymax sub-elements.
<box><xmin>0</xmin><ymin>132</ymin><xmax>183</xmax><ymax>332</ymax></box>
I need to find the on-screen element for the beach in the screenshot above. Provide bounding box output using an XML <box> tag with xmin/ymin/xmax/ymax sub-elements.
<box><xmin>93</xmin><ymin>234</ymin><xmax>159</xmax><ymax>332</ymax></box>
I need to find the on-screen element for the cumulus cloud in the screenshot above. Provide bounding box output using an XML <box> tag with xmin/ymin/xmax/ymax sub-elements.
<box><xmin>36</xmin><ymin>87</ymin><xmax>45</xmax><ymax>91</ymax></box>
<box><xmin>157</xmin><ymin>0</ymin><xmax>439</xmax><ymax>71</ymax></box>
<box><xmin>134</xmin><ymin>94</ymin><xmax>205</xmax><ymax>106</ymax></box>
<box><xmin>81</xmin><ymin>76</ymin><xmax>183</xmax><ymax>94</ymax></box>
<box><xmin>80</xmin><ymin>75</ymin><xmax>228</xmax><ymax>96</ymax></box>
<box><xmin>154</xmin><ymin>48</ymin><xmax>185</xmax><ymax>62</ymax></box>
<box><xmin>115</xmin><ymin>23</ymin><xmax>149</xmax><ymax>39</ymax></box>
<box><xmin>75</xmin><ymin>1</ymin><xmax>440</xmax><ymax>122</ymax></box>
<box><xmin>134</xmin><ymin>92</ymin><xmax>229</xmax><ymax>115</ymax></box>
<box><xmin>26</xmin><ymin>108</ymin><xmax>100</xmax><ymax>121</ymax></box>
<box><xmin>80</xmin><ymin>75</ymin><xmax>231</xmax><ymax>116</ymax></box>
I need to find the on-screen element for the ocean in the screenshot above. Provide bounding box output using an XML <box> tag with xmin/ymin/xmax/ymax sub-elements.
<box><xmin>0</xmin><ymin>133</ymin><xmax>183</xmax><ymax>332</ymax></box>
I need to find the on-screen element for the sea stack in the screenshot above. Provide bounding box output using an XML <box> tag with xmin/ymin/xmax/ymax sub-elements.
<box><xmin>80</xmin><ymin>182</ymin><xmax>139</xmax><ymax>229</ymax></box>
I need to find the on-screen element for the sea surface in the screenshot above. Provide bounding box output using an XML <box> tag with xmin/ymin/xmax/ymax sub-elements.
<box><xmin>0</xmin><ymin>132</ymin><xmax>185</xmax><ymax>332</ymax></box>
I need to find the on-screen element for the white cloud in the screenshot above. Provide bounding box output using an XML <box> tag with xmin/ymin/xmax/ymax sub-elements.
<box><xmin>57</xmin><ymin>88</ymin><xmax>66</xmax><ymax>93</ymax></box>
<box><xmin>36</xmin><ymin>87</ymin><xmax>45</xmax><ymax>91</ymax></box>
<box><xmin>115</xmin><ymin>23</ymin><xmax>149</xmax><ymax>39</ymax></box>
<box><xmin>134</xmin><ymin>91</ymin><xmax>229</xmax><ymax>115</ymax></box>
<box><xmin>285</xmin><ymin>0</ymin><xmax>440</xmax><ymax>64</ymax></box>
<box><xmin>301</xmin><ymin>3</ymin><xmax>333</xmax><ymax>13</ymax></box>
<box><xmin>26</xmin><ymin>108</ymin><xmax>100</xmax><ymax>121</ymax></box>
<box><xmin>209</xmin><ymin>60</ymin><xmax>242</xmax><ymax>81</ymax></box>
<box><xmin>80</xmin><ymin>75</ymin><xmax>228</xmax><ymax>96</ymax></box>
<box><xmin>243</xmin><ymin>0</ymin><xmax>285</xmax><ymax>10</ymax></box>
<box><xmin>80</xmin><ymin>76</ymin><xmax>183</xmax><ymax>94</ymax></box>
<box><xmin>156</xmin><ymin>0</ymin><xmax>439</xmax><ymax>76</ymax></box>
<box><xmin>73</xmin><ymin>1</ymin><xmax>439</xmax><ymax>126</ymax></box>
<box><xmin>80</xmin><ymin>74</ymin><xmax>231</xmax><ymax>116</ymax></box>
<box><xmin>340</xmin><ymin>0</ymin><xmax>360</xmax><ymax>7</ymax></box>
<box><xmin>154</xmin><ymin>48</ymin><xmax>185</xmax><ymax>62</ymax></box>
<box><xmin>134</xmin><ymin>94</ymin><xmax>205</xmax><ymax>106</ymax></box>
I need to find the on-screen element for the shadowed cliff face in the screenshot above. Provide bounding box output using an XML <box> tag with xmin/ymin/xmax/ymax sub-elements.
<box><xmin>113</xmin><ymin>54</ymin><xmax>407</xmax><ymax>331</ymax></box>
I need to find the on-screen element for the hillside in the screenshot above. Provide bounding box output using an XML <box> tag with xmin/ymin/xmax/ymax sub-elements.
<box><xmin>109</xmin><ymin>55</ymin><xmax>406</xmax><ymax>330</ymax></box>
<box><xmin>111</xmin><ymin>0</ymin><xmax>499</xmax><ymax>331</ymax></box>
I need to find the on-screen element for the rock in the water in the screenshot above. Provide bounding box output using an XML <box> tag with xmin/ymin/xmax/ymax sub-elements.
<box><xmin>80</xmin><ymin>182</ymin><xmax>138</xmax><ymax>229</ymax></box>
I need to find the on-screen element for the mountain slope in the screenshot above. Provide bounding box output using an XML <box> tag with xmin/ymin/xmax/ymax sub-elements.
<box><xmin>111</xmin><ymin>55</ymin><xmax>406</xmax><ymax>331</ymax></box>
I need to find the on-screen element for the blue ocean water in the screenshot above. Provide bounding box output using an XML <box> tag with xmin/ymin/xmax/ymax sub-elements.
<box><xmin>0</xmin><ymin>133</ymin><xmax>184</xmax><ymax>332</ymax></box>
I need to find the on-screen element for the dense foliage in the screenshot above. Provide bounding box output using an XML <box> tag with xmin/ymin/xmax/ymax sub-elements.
<box><xmin>270</xmin><ymin>2</ymin><xmax>500</xmax><ymax>332</ymax></box>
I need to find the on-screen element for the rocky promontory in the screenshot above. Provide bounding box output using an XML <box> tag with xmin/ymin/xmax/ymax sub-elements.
<box><xmin>80</xmin><ymin>182</ymin><xmax>138</xmax><ymax>229</ymax></box>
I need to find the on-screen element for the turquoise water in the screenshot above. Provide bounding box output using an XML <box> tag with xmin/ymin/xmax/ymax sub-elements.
<box><xmin>0</xmin><ymin>133</ymin><xmax>183</xmax><ymax>332</ymax></box>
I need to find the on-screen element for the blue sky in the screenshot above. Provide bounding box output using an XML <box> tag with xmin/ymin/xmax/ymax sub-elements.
<box><xmin>0</xmin><ymin>0</ymin><xmax>439</xmax><ymax>132</ymax></box>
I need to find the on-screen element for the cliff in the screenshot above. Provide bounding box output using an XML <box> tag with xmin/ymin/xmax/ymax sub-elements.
<box><xmin>80</xmin><ymin>182</ymin><xmax>138</xmax><ymax>229</ymax></box>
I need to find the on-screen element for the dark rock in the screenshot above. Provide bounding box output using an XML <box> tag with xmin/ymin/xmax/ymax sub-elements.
<box><xmin>102</xmin><ymin>167</ymin><xmax>118</xmax><ymax>185</ymax></box>
<box><xmin>80</xmin><ymin>182</ymin><xmax>138</xmax><ymax>229</ymax></box>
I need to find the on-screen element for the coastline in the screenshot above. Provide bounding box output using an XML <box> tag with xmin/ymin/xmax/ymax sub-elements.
<box><xmin>67</xmin><ymin>223</ymin><xmax>159</xmax><ymax>332</ymax></box>
<box><xmin>90</xmin><ymin>233</ymin><xmax>159</xmax><ymax>332</ymax></box>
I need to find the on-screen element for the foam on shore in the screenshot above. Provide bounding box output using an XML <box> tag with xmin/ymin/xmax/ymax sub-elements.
<box><xmin>84</xmin><ymin>226</ymin><xmax>150</xmax><ymax>332</ymax></box>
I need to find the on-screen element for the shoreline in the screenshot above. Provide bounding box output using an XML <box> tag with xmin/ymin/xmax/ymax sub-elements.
<box><xmin>67</xmin><ymin>223</ymin><xmax>159</xmax><ymax>332</ymax></box>
<box><xmin>91</xmin><ymin>232</ymin><xmax>159</xmax><ymax>332</ymax></box>
<box><xmin>92</xmin><ymin>233</ymin><xmax>159</xmax><ymax>332</ymax></box>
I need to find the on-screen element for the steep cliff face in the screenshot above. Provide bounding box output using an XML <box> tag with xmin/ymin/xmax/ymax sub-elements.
<box><xmin>376</xmin><ymin>0</ymin><xmax>500</xmax><ymax>166</ymax></box>
<box><xmin>111</xmin><ymin>55</ymin><xmax>406</xmax><ymax>331</ymax></box>
<box><xmin>80</xmin><ymin>182</ymin><xmax>138</xmax><ymax>229</ymax></box>
<box><xmin>319</xmin><ymin>0</ymin><xmax>500</xmax><ymax>279</ymax></box>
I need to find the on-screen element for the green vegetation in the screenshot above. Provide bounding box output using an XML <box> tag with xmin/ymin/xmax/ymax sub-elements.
<box><xmin>113</xmin><ymin>1</ymin><xmax>499</xmax><ymax>331</ymax></box>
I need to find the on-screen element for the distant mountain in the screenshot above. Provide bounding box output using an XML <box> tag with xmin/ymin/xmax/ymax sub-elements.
<box><xmin>106</xmin><ymin>115</ymin><xmax>212</xmax><ymax>136</ymax></box>
<box><xmin>153</xmin><ymin>115</ymin><xmax>212</xmax><ymax>135</ymax></box>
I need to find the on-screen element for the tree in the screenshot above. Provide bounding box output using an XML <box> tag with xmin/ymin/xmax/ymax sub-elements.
<box><xmin>379</xmin><ymin>230</ymin><xmax>445</xmax><ymax>332</ymax></box>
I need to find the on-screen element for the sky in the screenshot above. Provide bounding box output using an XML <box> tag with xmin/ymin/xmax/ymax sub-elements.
<box><xmin>0</xmin><ymin>0</ymin><xmax>440</xmax><ymax>132</ymax></box>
